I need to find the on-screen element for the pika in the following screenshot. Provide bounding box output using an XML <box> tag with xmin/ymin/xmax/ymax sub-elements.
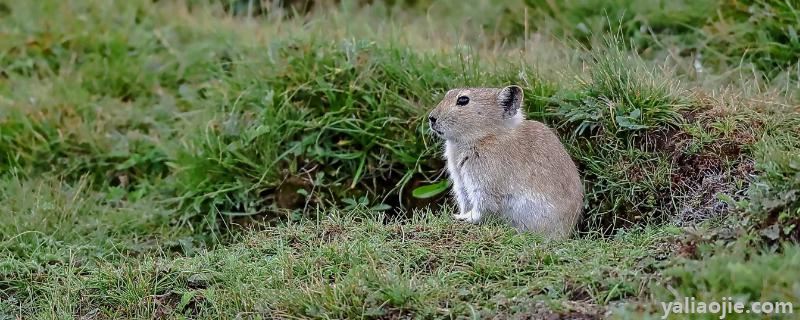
<box><xmin>428</xmin><ymin>85</ymin><xmax>583</xmax><ymax>240</ymax></box>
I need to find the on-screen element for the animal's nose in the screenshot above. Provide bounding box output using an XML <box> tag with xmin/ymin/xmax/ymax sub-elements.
<box><xmin>428</xmin><ymin>116</ymin><xmax>437</xmax><ymax>125</ymax></box>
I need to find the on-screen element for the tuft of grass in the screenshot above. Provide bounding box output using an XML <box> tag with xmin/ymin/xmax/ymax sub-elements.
<box><xmin>0</xmin><ymin>80</ymin><xmax>171</xmax><ymax>186</ymax></box>
<box><xmin>555</xmin><ymin>37</ymin><xmax>688</xmax><ymax>136</ymax></box>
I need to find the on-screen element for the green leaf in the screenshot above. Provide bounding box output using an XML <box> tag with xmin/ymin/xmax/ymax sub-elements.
<box><xmin>629</xmin><ymin>108</ymin><xmax>641</xmax><ymax>119</ymax></box>
<box><xmin>370</xmin><ymin>203</ymin><xmax>392</xmax><ymax>211</ymax></box>
<box><xmin>716</xmin><ymin>193</ymin><xmax>735</xmax><ymax>206</ymax></box>
<box><xmin>615</xmin><ymin>115</ymin><xmax>648</xmax><ymax>130</ymax></box>
<box><xmin>178</xmin><ymin>291</ymin><xmax>196</xmax><ymax>310</ymax></box>
<box><xmin>412</xmin><ymin>180</ymin><xmax>451</xmax><ymax>199</ymax></box>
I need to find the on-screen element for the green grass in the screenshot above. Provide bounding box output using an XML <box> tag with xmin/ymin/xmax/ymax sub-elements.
<box><xmin>2</xmin><ymin>209</ymin><xmax>681</xmax><ymax>318</ymax></box>
<box><xmin>1</xmin><ymin>0</ymin><xmax>799</xmax><ymax>319</ymax></box>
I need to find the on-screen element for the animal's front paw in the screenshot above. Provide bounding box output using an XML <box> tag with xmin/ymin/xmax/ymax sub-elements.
<box><xmin>453</xmin><ymin>210</ymin><xmax>481</xmax><ymax>224</ymax></box>
<box><xmin>452</xmin><ymin>212</ymin><xmax>468</xmax><ymax>220</ymax></box>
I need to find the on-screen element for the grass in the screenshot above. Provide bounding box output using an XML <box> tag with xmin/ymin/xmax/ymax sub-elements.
<box><xmin>3</xmin><ymin>209</ymin><xmax>680</xmax><ymax>318</ymax></box>
<box><xmin>1</xmin><ymin>0</ymin><xmax>799</xmax><ymax>319</ymax></box>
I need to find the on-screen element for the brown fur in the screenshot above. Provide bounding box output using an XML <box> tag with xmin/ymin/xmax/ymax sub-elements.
<box><xmin>428</xmin><ymin>85</ymin><xmax>583</xmax><ymax>239</ymax></box>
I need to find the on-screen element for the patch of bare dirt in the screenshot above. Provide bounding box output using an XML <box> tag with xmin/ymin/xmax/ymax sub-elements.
<box><xmin>320</xmin><ymin>223</ymin><xmax>346</xmax><ymax>242</ymax></box>
<box><xmin>276</xmin><ymin>175</ymin><xmax>310</xmax><ymax>209</ymax></box>
<box><xmin>150</xmin><ymin>291</ymin><xmax>207</xmax><ymax>320</ymax></box>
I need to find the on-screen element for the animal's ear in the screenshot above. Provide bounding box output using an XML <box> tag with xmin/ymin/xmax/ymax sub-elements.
<box><xmin>497</xmin><ymin>85</ymin><xmax>523</xmax><ymax>118</ymax></box>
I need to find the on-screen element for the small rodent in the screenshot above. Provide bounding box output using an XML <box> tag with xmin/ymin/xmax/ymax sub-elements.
<box><xmin>428</xmin><ymin>85</ymin><xmax>584</xmax><ymax>240</ymax></box>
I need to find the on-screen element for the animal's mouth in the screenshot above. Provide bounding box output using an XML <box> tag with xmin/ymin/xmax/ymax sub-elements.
<box><xmin>429</xmin><ymin>118</ymin><xmax>444</xmax><ymax>137</ymax></box>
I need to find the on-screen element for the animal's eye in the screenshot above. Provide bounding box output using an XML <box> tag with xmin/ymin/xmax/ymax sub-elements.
<box><xmin>456</xmin><ymin>96</ymin><xmax>469</xmax><ymax>106</ymax></box>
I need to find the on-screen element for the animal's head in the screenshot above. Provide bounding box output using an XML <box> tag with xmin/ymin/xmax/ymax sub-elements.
<box><xmin>428</xmin><ymin>85</ymin><xmax>525</xmax><ymax>142</ymax></box>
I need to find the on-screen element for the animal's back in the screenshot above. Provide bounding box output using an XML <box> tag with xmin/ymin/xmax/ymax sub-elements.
<box><xmin>487</xmin><ymin>120</ymin><xmax>584</xmax><ymax>237</ymax></box>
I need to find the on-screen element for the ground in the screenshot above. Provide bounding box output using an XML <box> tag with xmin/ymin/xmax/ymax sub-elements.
<box><xmin>1</xmin><ymin>0</ymin><xmax>799</xmax><ymax>319</ymax></box>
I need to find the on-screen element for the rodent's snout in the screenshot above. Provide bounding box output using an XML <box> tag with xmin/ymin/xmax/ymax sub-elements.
<box><xmin>428</xmin><ymin>114</ymin><xmax>443</xmax><ymax>136</ymax></box>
